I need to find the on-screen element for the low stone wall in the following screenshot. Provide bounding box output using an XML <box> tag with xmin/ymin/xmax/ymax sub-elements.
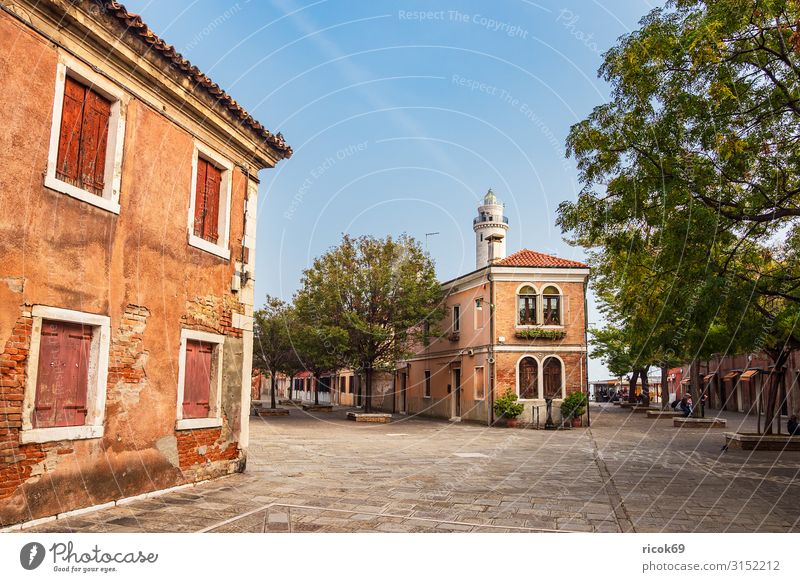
<box><xmin>347</xmin><ymin>412</ymin><xmax>391</xmax><ymax>423</ymax></box>
<box><xmin>646</xmin><ymin>410</ymin><xmax>683</xmax><ymax>419</ymax></box>
<box><xmin>673</xmin><ymin>417</ymin><xmax>726</xmax><ymax>428</ymax></box>
<box><xmin>724</xmin><ymin>432</ymin><xmax>800</xmax><ymax>451</ymax></box>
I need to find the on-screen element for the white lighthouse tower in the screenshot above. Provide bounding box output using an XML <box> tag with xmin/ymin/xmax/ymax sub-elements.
<box><xmin>473</xmin><ymin>188</ymin><xmax>509</xmax><ymax>269</ymax></box>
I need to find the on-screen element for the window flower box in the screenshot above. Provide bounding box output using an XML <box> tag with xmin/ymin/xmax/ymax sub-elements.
<box><xmin>515</xmin><ymin>328</ymin><xmax>566</xmax><ymax>340</ymax></box>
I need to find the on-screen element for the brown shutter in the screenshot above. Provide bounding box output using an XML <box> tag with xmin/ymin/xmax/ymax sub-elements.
<box><xmin>183</xmin><ymin>340</ymin><xmax>212</xmax><ymax>419</ymax></box>
<box><xmin>79</xmin><ymin>89</ymin><xmax>111</xmax><ymax>195</ymax></box>
<box><xmin>194</xmin><ymin>159</ymin><xmax>208</xmax><ymax>237</ymax></box>
<box><xmin>56</xmin><ymin>77</ymin><xmax>86</xmax><ymax>185</ymax></box>
<box><xmin>34</xmin><ymin>320</ymin><xmax>91</xmax><ymax>428</ymax></box>
<box><xmin>203</xmin><ymin>164</ymin><xmax>221</xmax><ymax>242</ymax></box>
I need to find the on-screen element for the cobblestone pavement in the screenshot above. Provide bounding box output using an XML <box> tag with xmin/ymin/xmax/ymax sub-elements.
<box><xmin>22</xmin><ymin>404</ymin><xmax>800</xmax><ymax>533</ymax></box>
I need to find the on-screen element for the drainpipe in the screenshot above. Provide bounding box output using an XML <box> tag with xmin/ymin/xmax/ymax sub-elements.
<box><xmin>584</xmin><ymin>275</ymin><xmax>590</xmax><ymax>427</ymax></box>
<box><xmin>488</xmin><ymin>269</ymin><xmax>495</xmax><ymax>427</ymax></box>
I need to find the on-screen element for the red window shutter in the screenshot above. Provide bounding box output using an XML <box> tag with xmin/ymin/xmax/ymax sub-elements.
<box><xmin>34</xmin><ymin>320</ymin><xmax>91</xmax><ymax>428</ymax></box>
<box><xmin>56</xmin><ymin>77</ymin><xmax>86</xmax><ymax>185</ymax></box>
<box><xmin>79</xmin><ymin>89</ymin><xmax>111</xmax><ymax>196</ymax></box>
<box><xmin>183</xmin><ymin>340</ymin><xmax>213</xmax><ymax>419</ymax></box>
<box><xmin>194</xmin><ymin>159</ymin><xmax>208</xmax><ymax>237</ymax></box>
<box><xmin>203</xmin><ymin>164</ymin><xmax>221</xmax><ymax>242</ymax></box>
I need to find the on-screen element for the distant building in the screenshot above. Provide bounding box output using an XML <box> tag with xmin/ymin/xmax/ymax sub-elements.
<box><xmin>0</xmin><ymin>0</ymin><xmax>290</xmax><ymax>526</ymax></box>
<box><xmin>387</xmin><ymin>190</ymin><xmax>590</xmax><ymax>425</ymax></box>
<box><xmin>671</xmin><ymin>353</ymin><xmax>800</xmax><ymax>416</ymax></box>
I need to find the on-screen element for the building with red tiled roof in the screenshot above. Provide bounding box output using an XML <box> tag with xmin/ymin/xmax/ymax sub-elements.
<box><xmin>379</xmin><ymin>190</ymin><xmax>590</xmax><ymax>428</ymax></box>
<box><xmin>0</xmin><ymin>0</ymin><xmax>290</xmax><ymax>527</ymax></box>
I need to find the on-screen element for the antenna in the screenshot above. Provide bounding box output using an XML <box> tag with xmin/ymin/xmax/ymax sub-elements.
<box><xmin>425</xmin><ymin>232</ymin><xmax>439</xmax><ymax>253</ymax></box>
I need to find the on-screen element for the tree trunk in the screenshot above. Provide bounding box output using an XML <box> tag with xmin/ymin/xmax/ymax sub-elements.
<box><xmin>763</xmin><ymin>349</ymin><xmax>790</xmax><ymax>435</ymax></box>
<box><xmin>270</xmin><ymin>370</ymin><xmax>277</xmax><ymax>409</ymax></box>
<box><xmin>660</xmin><ymin>364</ymin><xmax>669</xmax><ymax>410</ymax></box>
<box><xmin>364</xmin><ymin>366</ymin><xmax>373</xmax><ymax>413</ymax></box>
<box><xmin>628</xmin><ymin>369</ymin><xmax>639</xmax><ymax>403</ymax></box>
<box><xmin>690</xmin><ymin>359</ymin><xmax>702</xmax><ymax>418</ymax></box>
<box><xmin>314</xmin><ymin>373</ymin><xmax>320</xmax><ymax>405</ymax></box>
<box><xmin>640</xmin><ymin>368</ymin><xmax>650</xmax><ymax>407</ymax></box>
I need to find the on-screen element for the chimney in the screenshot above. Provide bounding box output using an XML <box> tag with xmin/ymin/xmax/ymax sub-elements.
<box><xmin>486</xmin><ymin>234</ymin><xmax>504</xmax><ymax>265</ymax></box>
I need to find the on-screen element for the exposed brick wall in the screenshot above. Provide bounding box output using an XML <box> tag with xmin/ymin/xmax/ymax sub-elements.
<box><xmin>182</xmin><ymin>294</ymin><xmax>244</xmax><ymax>339</ymax></box>
<box><xmin>176</xmin><ymin>427</ymin><xmax>239</xmax><ymax>469</ymax></box>
<box><xmin>0</xmin><ymin>314</ymin><xmax>76</xmax><ymax>501</ymax></box>
<box><xmin>106</xmin><ymin>305</ymin><xmax>149</xmax><ymax>419</ymax></box>
<box><xmin>0</xmin><ymin>314</ymin><xmax>32</xmax><ymax>499</ymax></box>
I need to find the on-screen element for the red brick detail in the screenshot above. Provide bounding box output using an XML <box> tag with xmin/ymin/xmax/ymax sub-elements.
<box><xmin>107</xmin><ymin>305</ymin><xmax>149</xmax><ymax>386</ymax></box>
<box><xmin>181</xmin><ymin>295</ymin><xmax>244</xmax><ymax>339</ymax></box>
<box><xmin>0</xmin><ymin>315</ymin><xmax>31</xmax><ymax>436</ymax></box>
<box><xmin>0</xmin><ymin>314</ymin><xmax>79</xmax><ymax>499</ymax></box>
<box><xmin>175</xmin><ymin>427</ymin><xmax>239</xmax><ymax>469</ymax></box>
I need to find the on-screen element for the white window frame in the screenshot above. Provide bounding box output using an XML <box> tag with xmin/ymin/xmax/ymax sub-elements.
<box><xmin>44</xmin><ymin>56</ymin><xmax>127</xmax><ymax>215</ymax></box>
<box><xmin>175</xmin><ymin>328</ymin><xmax>225</xmax><ymax>430</ymax></box>
<box><xmin>452</xmin><ymin>304</ymin><xmax>461</xmax><ymax>333</ymax></box>
<box><xmin>21</xmin><ymin>306</ymin><xmax>110</xmax><ymax>444</ymax></box>
<box><xmin>515</xmin><ymin>283</ymin><xmax>539</xmax><ymax>328</ymax></box>
<box><xmin>541</xmin><ymin>284</ymin><xmax>564</xmax><ymax>327</ymax></box>
<box><xmin>187</xmin><ymin>141</ymin><xmax>233</xmax><ymax>260</ymax></box>
<box><xmin>424</xmin><ymin>370</ymin><xmax>431</xmax><ymax>399</ymax></box>
<box><xmin>474</xmin><ymin>366</ymin><xmax>485</xmax><ymax>400</ymax></box>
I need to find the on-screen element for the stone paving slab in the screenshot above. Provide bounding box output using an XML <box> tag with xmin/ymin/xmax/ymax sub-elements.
<box><xmin>20</xmin><ymin>404</ymin><xmax>800</xmax><ymax>533</ymax></box>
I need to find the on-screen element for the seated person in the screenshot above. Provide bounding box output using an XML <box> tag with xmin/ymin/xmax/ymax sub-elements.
<box><xmin>679</xmin><ymin>395</ymin><xmax>692</xmax><ymax>417</ymax></box>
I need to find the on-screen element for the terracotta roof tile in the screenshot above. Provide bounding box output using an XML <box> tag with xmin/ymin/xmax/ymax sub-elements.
<box><xmin>496</xmin><ymin>249</ymin><xmax>588</xmax><ymax>268</ymax></box>
<box><xmin>100</xmin><ymin>1</ymin><xmax>292</xmax><ymax>159</ymax></box>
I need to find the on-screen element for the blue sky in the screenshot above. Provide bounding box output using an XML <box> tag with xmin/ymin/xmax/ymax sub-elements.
<box><xmin>124</xmin><ymin>0</ymin><xmax>659</xmax><ymax>380</ymax></box>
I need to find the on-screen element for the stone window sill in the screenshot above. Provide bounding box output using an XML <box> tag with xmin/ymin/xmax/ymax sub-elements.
<box><xmin>44</xmin><ymin>175</ymin><xmax>120</xmax><ymax>214</ymax></box>
<box><xmin>176</xmin><ymin>417</ymin><xmax>223</xmax><ymax>431</ymax></box>
<box><xmin>20</xmin><ymin>425</ymin><xmax>104</xmax><ymax>444</ymax></box>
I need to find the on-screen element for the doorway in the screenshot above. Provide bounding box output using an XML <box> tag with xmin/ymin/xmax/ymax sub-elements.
<box><xmin>452</xmin><ymin>368</ymin><xmax>461</xmax><ymax>417</ymax></box>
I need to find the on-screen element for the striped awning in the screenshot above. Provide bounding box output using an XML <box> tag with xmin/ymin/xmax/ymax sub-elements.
<box><xmin>721</xmin><ymin>371</ymin><xmax>738</xmax><ymax>381</ymax></box>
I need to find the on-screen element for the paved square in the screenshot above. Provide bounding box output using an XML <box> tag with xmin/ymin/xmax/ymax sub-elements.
<box><xmin>21</xmin><ymin>405</ymin><xmax>800</xmax><ymax>533</ymax></box>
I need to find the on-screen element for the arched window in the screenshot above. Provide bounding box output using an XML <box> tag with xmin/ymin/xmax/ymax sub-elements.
<box><xmin>518</xmin><ymin>286</ymin><xmax>537</xmax><ymax>325</ymax></box>
<box><xmin>542</xmin><ymin>285</ymin><xmax>561</xmax><ymax>325</ymax></box>
<box><xmin>543</xmin><ymin>357</ymin><xmax>562</xmax><ymax>399</ymax></box>
<box><xmin>519</xmin><ymin>357</ymin><xmax>538</xmax><ymax>399</ymax></box>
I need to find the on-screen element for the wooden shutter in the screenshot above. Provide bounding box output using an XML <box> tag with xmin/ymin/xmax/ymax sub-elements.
<box><xmin>193</xmin><ymin>158</ymin><xmax>208</xmax><ymax>237</ymax></box>
<box><xmin>56</xmin><ymin>77</ymin><xmax>86</xmax><ymax>185</ymax></box>
<box><xmin>203</xmin><ymin>163</ymin><xmax>221</xmax><ymax>242</ymax></box>
<box><xmin>34</xmin><ymin>320</ymin><xmax>91</xmax><ymax>428</ymax></box>
<box><xmin>183</xmin><ymin>340</ymin><xmax>212</xmax><ymax>419</ymax></box>
<box><xmin>79</xmin><ymin>89</ymin><xmax>111</xmax><ymax>195</ymax></box>
<box><xmin>519</xmin><ymin>358</ymin><xmax>537</xmax><ymax>400</ymax></box>
<box><xmin>543</xmin><ymin>358</ymin><xmax>561</xmax><ymax>399</ymax></box>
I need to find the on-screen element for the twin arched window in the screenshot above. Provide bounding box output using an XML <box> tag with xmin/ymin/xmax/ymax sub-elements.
<box><xmin>517</xmin><ymin>285</ymin><xmax>561</xmax><ymax>326</ymax></box>
<box><xmin>518</xmin><ymin>356</ymin><xmax>563</xmax><ymax>399</ymax></box>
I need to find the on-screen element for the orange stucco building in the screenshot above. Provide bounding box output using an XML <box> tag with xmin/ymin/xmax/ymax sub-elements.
<box><xmin>0</xmin><ymin>0</ymin><xmax>290</xmax><ymax>526</ymax></box>
<box><xmin>393</xmin><ymin>190</ymin><xmax>590</xmax><ymax>426</ymax></box>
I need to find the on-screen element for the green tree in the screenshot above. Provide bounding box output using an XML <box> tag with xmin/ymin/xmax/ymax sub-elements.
<box><xmin>559</xmin><ymin>0</ymin><xmax>800</xmax><ymax>423</ymax></box>
<box><xmin>295</xmin><ymin>234</ymin><xmax>444</xmax><ymax>412</ymax></box>
<box><xmin>253</xmin><ymin>296</ymin><xmax>294</xmax><ymax>409</ymax></box>
<box><xmin>289</xmin><ymin>321</ymin><xmax>348</xmax><ymax>405</ymax></box>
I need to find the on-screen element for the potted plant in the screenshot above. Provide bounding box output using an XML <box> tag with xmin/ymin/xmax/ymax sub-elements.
<box><xmin>561</xmin><ymin>391</ymin><xmax>588</xmax><ymax>427</ymax></box>
<box><xmin>493</xmin><ymin>389</ymin><xmax>525</xmax><ymax>427</ymax></box>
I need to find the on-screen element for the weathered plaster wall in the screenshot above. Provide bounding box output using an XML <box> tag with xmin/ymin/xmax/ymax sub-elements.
<box><xmin>0</xmin><ymin>11</ymin><xmax>255</xmax><ymax>526</ymax></box>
